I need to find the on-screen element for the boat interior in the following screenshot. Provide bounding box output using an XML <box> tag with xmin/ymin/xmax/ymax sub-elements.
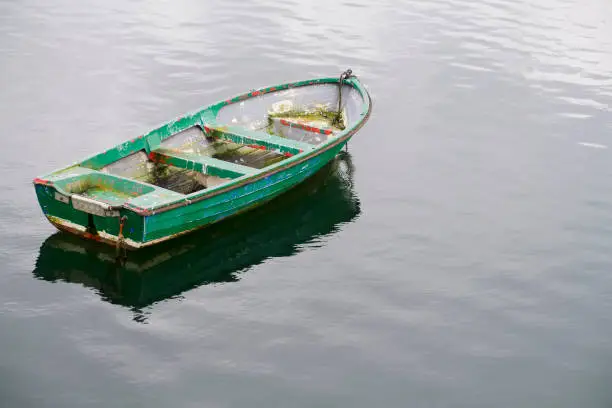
<box><xmin>43</xmin><ymin>82</ymin><xmax>367</xmax><ymax>211</ymax></box>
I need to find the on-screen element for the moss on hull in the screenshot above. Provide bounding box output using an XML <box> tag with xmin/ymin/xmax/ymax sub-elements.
<box><xmin>268</xmin><ymin>106</ymin><xmax>345</xmax><ymax>131</ymax></box>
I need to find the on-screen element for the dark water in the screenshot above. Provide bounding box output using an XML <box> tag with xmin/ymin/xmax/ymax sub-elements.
<box><xmin>2</xmin><ymin>0</ymin><xmax>612</xmax><ymax>406</ymax></box>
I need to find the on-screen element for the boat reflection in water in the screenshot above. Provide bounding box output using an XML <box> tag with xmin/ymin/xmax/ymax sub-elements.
<box><xmin>33</xmin><ymin>152</ymin><xmax>360</xmax><ymax>321</ymax></box>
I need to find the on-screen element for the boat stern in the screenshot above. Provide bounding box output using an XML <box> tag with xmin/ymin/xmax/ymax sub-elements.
<box><xmin>33</xmin><ymin>173</ymin><xmax>147</xmax><ymax>250</ymax></box>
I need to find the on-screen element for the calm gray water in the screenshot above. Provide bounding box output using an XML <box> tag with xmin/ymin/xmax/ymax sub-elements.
<box><xmin>2</xmin><ymin>0</ymin><xmax>612</xmax><ymax>406</ymax></box>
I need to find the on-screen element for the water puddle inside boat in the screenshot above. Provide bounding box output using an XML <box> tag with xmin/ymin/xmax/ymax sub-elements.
<box><xmin>212</xmin><ymin>141</ymin><xmax>287</xmax><ymax>169</ymax></box>
<box><xmin>260</xmin><ymin>103</ymin><xmax>344</xmax><ymax>145</ymax></box>
<box><xmin>145</xmin><ymin>166</ymin><xmax>209</xmax><ymax>195</ymax></box>
<box><xmin>267</xmin><ymin>104</ymin><xmax>345</xmax><ymax>132</ymax></box>
<box><xmin>160</xmin><ymin>127</ymin><xmax>289</xmax><ymax>169</ymax></box>
<box><xmin>221</xmin><ymin>100</ymin><xmax>345</xmax><ymax>145</ymax></box>
<box><xmin>101</xmin><ymin>151</ymin><xmax>213</xmax><ymax>195</ymax></box>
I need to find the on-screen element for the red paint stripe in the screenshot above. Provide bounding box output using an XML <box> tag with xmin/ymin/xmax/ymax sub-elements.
<box><xmin>33</xmin><ymin>178</ymin><xmax>53</xmax><ymax>186</ymax></box>
<box><xmin>246</xmin><ymin>144</ymin><xmax>267</xmax><ymax>150</ymax></box>
<box><xmin>277</xmin><ymin>118</ymin><xmax>333</xmax><ymax>135</ymax></box>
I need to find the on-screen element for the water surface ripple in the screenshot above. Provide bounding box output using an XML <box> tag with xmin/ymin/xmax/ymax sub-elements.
<box><xmin>1</xmin><ymin>0</ymin><xmax>612</xmax><ymax>407</ymax></box>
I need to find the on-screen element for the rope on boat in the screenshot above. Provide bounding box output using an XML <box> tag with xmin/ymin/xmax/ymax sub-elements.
<box><xmin>116</xmin><ymin>215</ymin><xmax>127</xmax><ymax>258</ymax></box>
<box><xmin>334</xmin><ymin>69</ymin><xmax>353</xmax><ymax>128</ymax></box>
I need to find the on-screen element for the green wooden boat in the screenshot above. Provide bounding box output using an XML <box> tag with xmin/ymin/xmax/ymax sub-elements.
<box><xmin>33</xmin><ymin>70</ymin><xmax>371</xmax><ymax>250</ymax></box>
